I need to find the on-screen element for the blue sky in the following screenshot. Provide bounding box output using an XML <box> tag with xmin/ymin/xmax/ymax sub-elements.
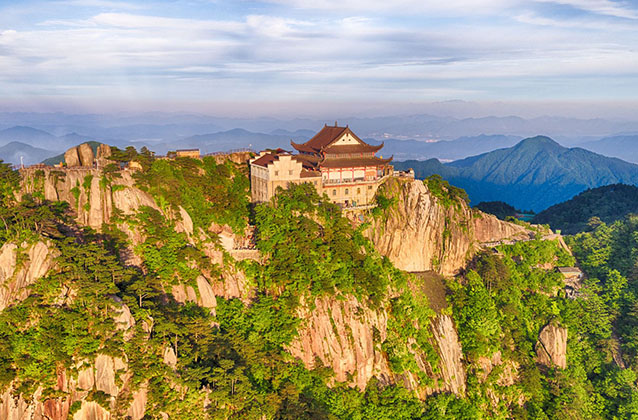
<box><xmin>0</xmin><ymin>0</ymin><xmax>636</xmax><ymax>117</ymax></box>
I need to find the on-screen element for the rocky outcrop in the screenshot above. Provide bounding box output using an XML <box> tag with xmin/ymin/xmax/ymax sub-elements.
<box><xmin>126</xmin><ymin>384</ymin><xmax>148</xmax><ymax>420</ymax></box>
<box><xmin>288</xmin><ymin>297</ymin><xmax>466</xmax><ymax>396</ymax></box>
<box><xmin>95</xmin><ymin>354</ymin><xmax>125</xmax><ymax>396</ymax></box>
<box><xmin>78</xmin><ymin>143</ymin><xmax>95</xmax><ymax>167</ymax></box>
<box><xmin>366</xmin><ymin>178</ymin><xmax>529</xmax><ymax>276</ymax></box>
<box><xmin>473</xmin><ymin>212</ymin><xmax>529</xmax><ymax>243</ymax></box>
<box><xmin>73</xmin><ymin>401</ymin><xmax>110</xmax><ymax>420</ymax></box>
<box><xmin>0</xmin><ymin>354</ymin><xmax>135</xmax><ymax>420</ymax></box>
<box><xmin>64</xmin><ymin>143</ymin><xmax>101</xmax><ymax>167</ymax></box>
<box><xmin>20</xmin><ymin>167</ymin><xmax>158</xmax><ymax>230</ymax></box>
<box><xmin>96</xmin><ymin>144</ymin><xmax>112</xmax><ymax>161</ymax></box>
<box><xmin>0</xmin><ymin>241</ymin><xmax>57</xmax><ymax>311</ymax></box>
<box><xmin>428</xmin><ymin>315</ymin><xmax>465</xmax><ymax>395</ymax></box>
<box><xmin>171</xmin><ymin>275</ymin><xmax>218</xmax><ymax>310</ymax></box>
<box><xmin>65</xmin><ymin>147</ymin><xmax>81</xmax><ymax>167</ymax></box>
<box><xmin>536</xmin><ymin>322</ymin><xmax>567</xmax><ymax>369</ymax></box>
<box><xmin>288</xmin><ymin>296</ymin><xmax>391</xmax><ymax>391</ymax></box>
<box><xmin>111</xmin><ymin>296</ymin><xmax>135</xmax><ymax>339</ymax></box>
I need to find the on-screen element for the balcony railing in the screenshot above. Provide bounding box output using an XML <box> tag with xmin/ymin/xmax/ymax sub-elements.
<box><xmin>323</xmin><ymin>176</ymin><xmax>378</xmax><ymax>185</ymax></box>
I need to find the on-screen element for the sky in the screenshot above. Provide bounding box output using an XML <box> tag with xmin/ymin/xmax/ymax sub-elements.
<box><xmin>0</xmin><ymin>0</ymin><xmax>637</xmax><ymax>118</ymax></box>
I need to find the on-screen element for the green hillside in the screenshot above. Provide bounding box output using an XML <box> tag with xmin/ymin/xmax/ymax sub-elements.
<box><xmin>473</xmin><ymin>201</ymin><xmax>525</xmax><ymax>220</ymax></box>
<box><xmin>4</xmin><ymin>151</ymin><xmax>638</xmax><ymax>418</ymax></box>
<box><xmin>533</xmin><ymin>184</ymin><xmax>638</xmax><ymax>234</ymax></box>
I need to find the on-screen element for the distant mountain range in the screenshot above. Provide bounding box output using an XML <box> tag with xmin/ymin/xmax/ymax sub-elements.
<box><xmin>532</xmin><ymin>184</ymin><xmax>638</xmax><ymax>234</ymax></box>
<box><xmin>0</xmin><ymin>126</ymin><xmax>58</xmax><ymax>150</ymax></box>
<box><xmin>0</xmin><ymin>142</ymin><xmax>58</xmax><ymax>166</ymax></box>
<box><xmin>1</xmin><ymin>111</ymin><xmax>638</xmax><ymax>143</ymax></box>
<box><xmin>0</xmin><ymin>124</ymin><xmax>525</xmax><ymax>163</ymax></box>
<box><xmin>375</xmin><ymin>134</ymin><xmax>521</xmax><ymax>161</ymax></box>
<box><xmin>4</xmin><ymin>116</ymin><xmax>638</xmax><ymax>211</ymax></box>
<box><xmin>580</xmin><ymin>135</ymin><xmax>638</xmax><ymax>164</ymax></box>
<box><xmin>394</xmin><ymin>136</ymin><xmax>638</xmax><ymax>212</ymax></box>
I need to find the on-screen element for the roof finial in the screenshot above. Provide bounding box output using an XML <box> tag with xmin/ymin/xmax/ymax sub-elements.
<box><xmin>335</xmin><ymin>120</ymin><xmax>338</xmax><ymax>127</ymax></box>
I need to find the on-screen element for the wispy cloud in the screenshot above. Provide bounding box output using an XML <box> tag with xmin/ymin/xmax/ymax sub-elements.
<box><xmin>55</xmin><ymin>0</ymin><xmax>146</xmax><ymax>10</ymax></box>
<box><xmin>0</xmin><ymin>0</ymin><xmax>636</xmax><ymax>112</ymax></box>
<box><xmin>535</xmin><ymin>0</ymin><xmax>638</xmax><ymax>19</ymax></box>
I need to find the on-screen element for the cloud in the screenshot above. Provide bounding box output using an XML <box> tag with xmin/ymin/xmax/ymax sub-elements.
<box><xmin>263</xmin><ymin>0</ymin><xmax>521</xmax><ymax>15</ymax></box>
<box><xmin>55</xmin><ymin>0</ymin><xmax>146</xmax><ymax>10</ymax></box>
<box><xmin>534</xmin><ymin>0</ymin><xmax>638</xmax><ymax>19</ymax></box>
<box><xmin>0</xmin><ymin>1</ymin><xmax>636</xmax><ymax>110</ymax></box>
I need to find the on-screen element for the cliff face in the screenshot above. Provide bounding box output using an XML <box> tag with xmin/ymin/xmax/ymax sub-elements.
<box><xmin>0</xmin><ymin>241</ymin><xmax>57</xmax><ymax>311</ymax></box>
<box><xmin>288</xmin><ymin>296</ymin><xmax>391</xmax><ymax>391</ymax></box>
<box><xmin>21</xmin><ymin>167</ymin><xmax>157</xmax><ymax>230</ymax></box>
<box><xmin>288</xmin><ymin>298</ymin><xmax>465</xmax><ymax>396</ymax></box>
<box><xmin>366</xmin><ymin>178</ymin><xmax>529</xmax><ymax>276</ymax></box>
<box><xmin>0</xmin><ymin>347</ymin><xmax>146</xmax><ymax>420</ymax></box>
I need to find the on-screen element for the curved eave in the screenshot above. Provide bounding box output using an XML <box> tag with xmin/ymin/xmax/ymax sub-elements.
<box><xmin>291</xmin><ymin>140</ymin><xmax>318</xmax><ymax>154</ymax></box>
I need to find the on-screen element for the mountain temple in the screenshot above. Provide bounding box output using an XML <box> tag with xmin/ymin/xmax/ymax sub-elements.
<box><xmin>250</xmin><ymin>123</ymin><xmax>393</xmax><ymax>206</ymax></box>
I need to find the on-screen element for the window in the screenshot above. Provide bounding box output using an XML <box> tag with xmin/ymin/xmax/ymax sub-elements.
<box><xmin>289</xmin><ymin>170</ymin><xmax>293</xmax><ymax>175</ymax></box>
<box><xmin>368</xmin><ymin>186</ymin><xmax>372</xmax><ymax>190</ymax></box>
<box><xmin>357</xmin><ymin>188</ymin><xmax>361</xmax><ymax>194</ymax></box>
<box><xmin>332</xmin><ymin>189</ymin><xmax>336</xmax><ymax>196</ymax></box>
<box><xmin>345</xmin><ymin>189</ymin><xmax>349</xmax><ymax>195</ymax></box>
<box><xmin>275</xmin><ymin>170</ymin><xmax>279</xmax><ymax>176</ymax></box>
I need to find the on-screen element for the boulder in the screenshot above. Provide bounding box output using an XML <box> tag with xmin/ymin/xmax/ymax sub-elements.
<box><xmin>536</xmin><ymin>322</ymin><xmax>567</xmax><ymax>369</ymax></box>
<box><xmin>64</xmin><ymin>147</ymin><xmax>81</xmax><ymax>167</ymax></box>
<box><xmin>77</xmin><ymin>143</ymin><xmax>95</xmax><ymax>167</ymax></box>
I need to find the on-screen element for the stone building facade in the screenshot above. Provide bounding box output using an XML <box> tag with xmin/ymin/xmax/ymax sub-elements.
<box><xmin>250</xmin><ymin>124</ymin><xmax>392</xmax><ymax>206</ymax></box>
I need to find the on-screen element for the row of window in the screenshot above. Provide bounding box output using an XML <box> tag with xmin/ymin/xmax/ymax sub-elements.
<box><xmin>274</xmin><ymin>169</ymin><xmax>295</xmax><ymax>176</ymax></box>
<box><xmin>325</xmin><ymin>153</ymin><xmax>375</xmax><ymax>158</ymax></box>
<box><xmin>331</xmin><ymin>185</ymin><xmax>373</xmax><ymax>196</ymax></box>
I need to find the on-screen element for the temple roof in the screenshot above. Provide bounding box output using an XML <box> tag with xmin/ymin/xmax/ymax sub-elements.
<box><xmin>323</xmin><ymin>143</ymin><xmax>383</xmax><ymax>154</ymax></box>
<box><xmin>319</xmin><ymin>156</ymin><xmax>393</xmax><ymax>168</ymax></box>
<box><xmin>291</xmin><ymin>154</ymin><xmax>320</xmax><ymax>169</ymax></box>
<box><xmin>291</xmin><ymin>124</ymin><xmax>376</xmax><ymax>154</ymax></box>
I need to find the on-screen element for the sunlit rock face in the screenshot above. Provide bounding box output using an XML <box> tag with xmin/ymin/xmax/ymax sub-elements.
<box><xmin>536</xmin><ymin>322</ymin><xmax>568</xmax><ymax>369</ymax></box>
<box><xmin>366</xmin><ymin>177</ymin><xmax>528</xmax><ymax>276</ymax></box>
<box><xmin>0</xmin><ymin>241</ymin><xmax>57</xmax><ymax>311</ymax></box>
